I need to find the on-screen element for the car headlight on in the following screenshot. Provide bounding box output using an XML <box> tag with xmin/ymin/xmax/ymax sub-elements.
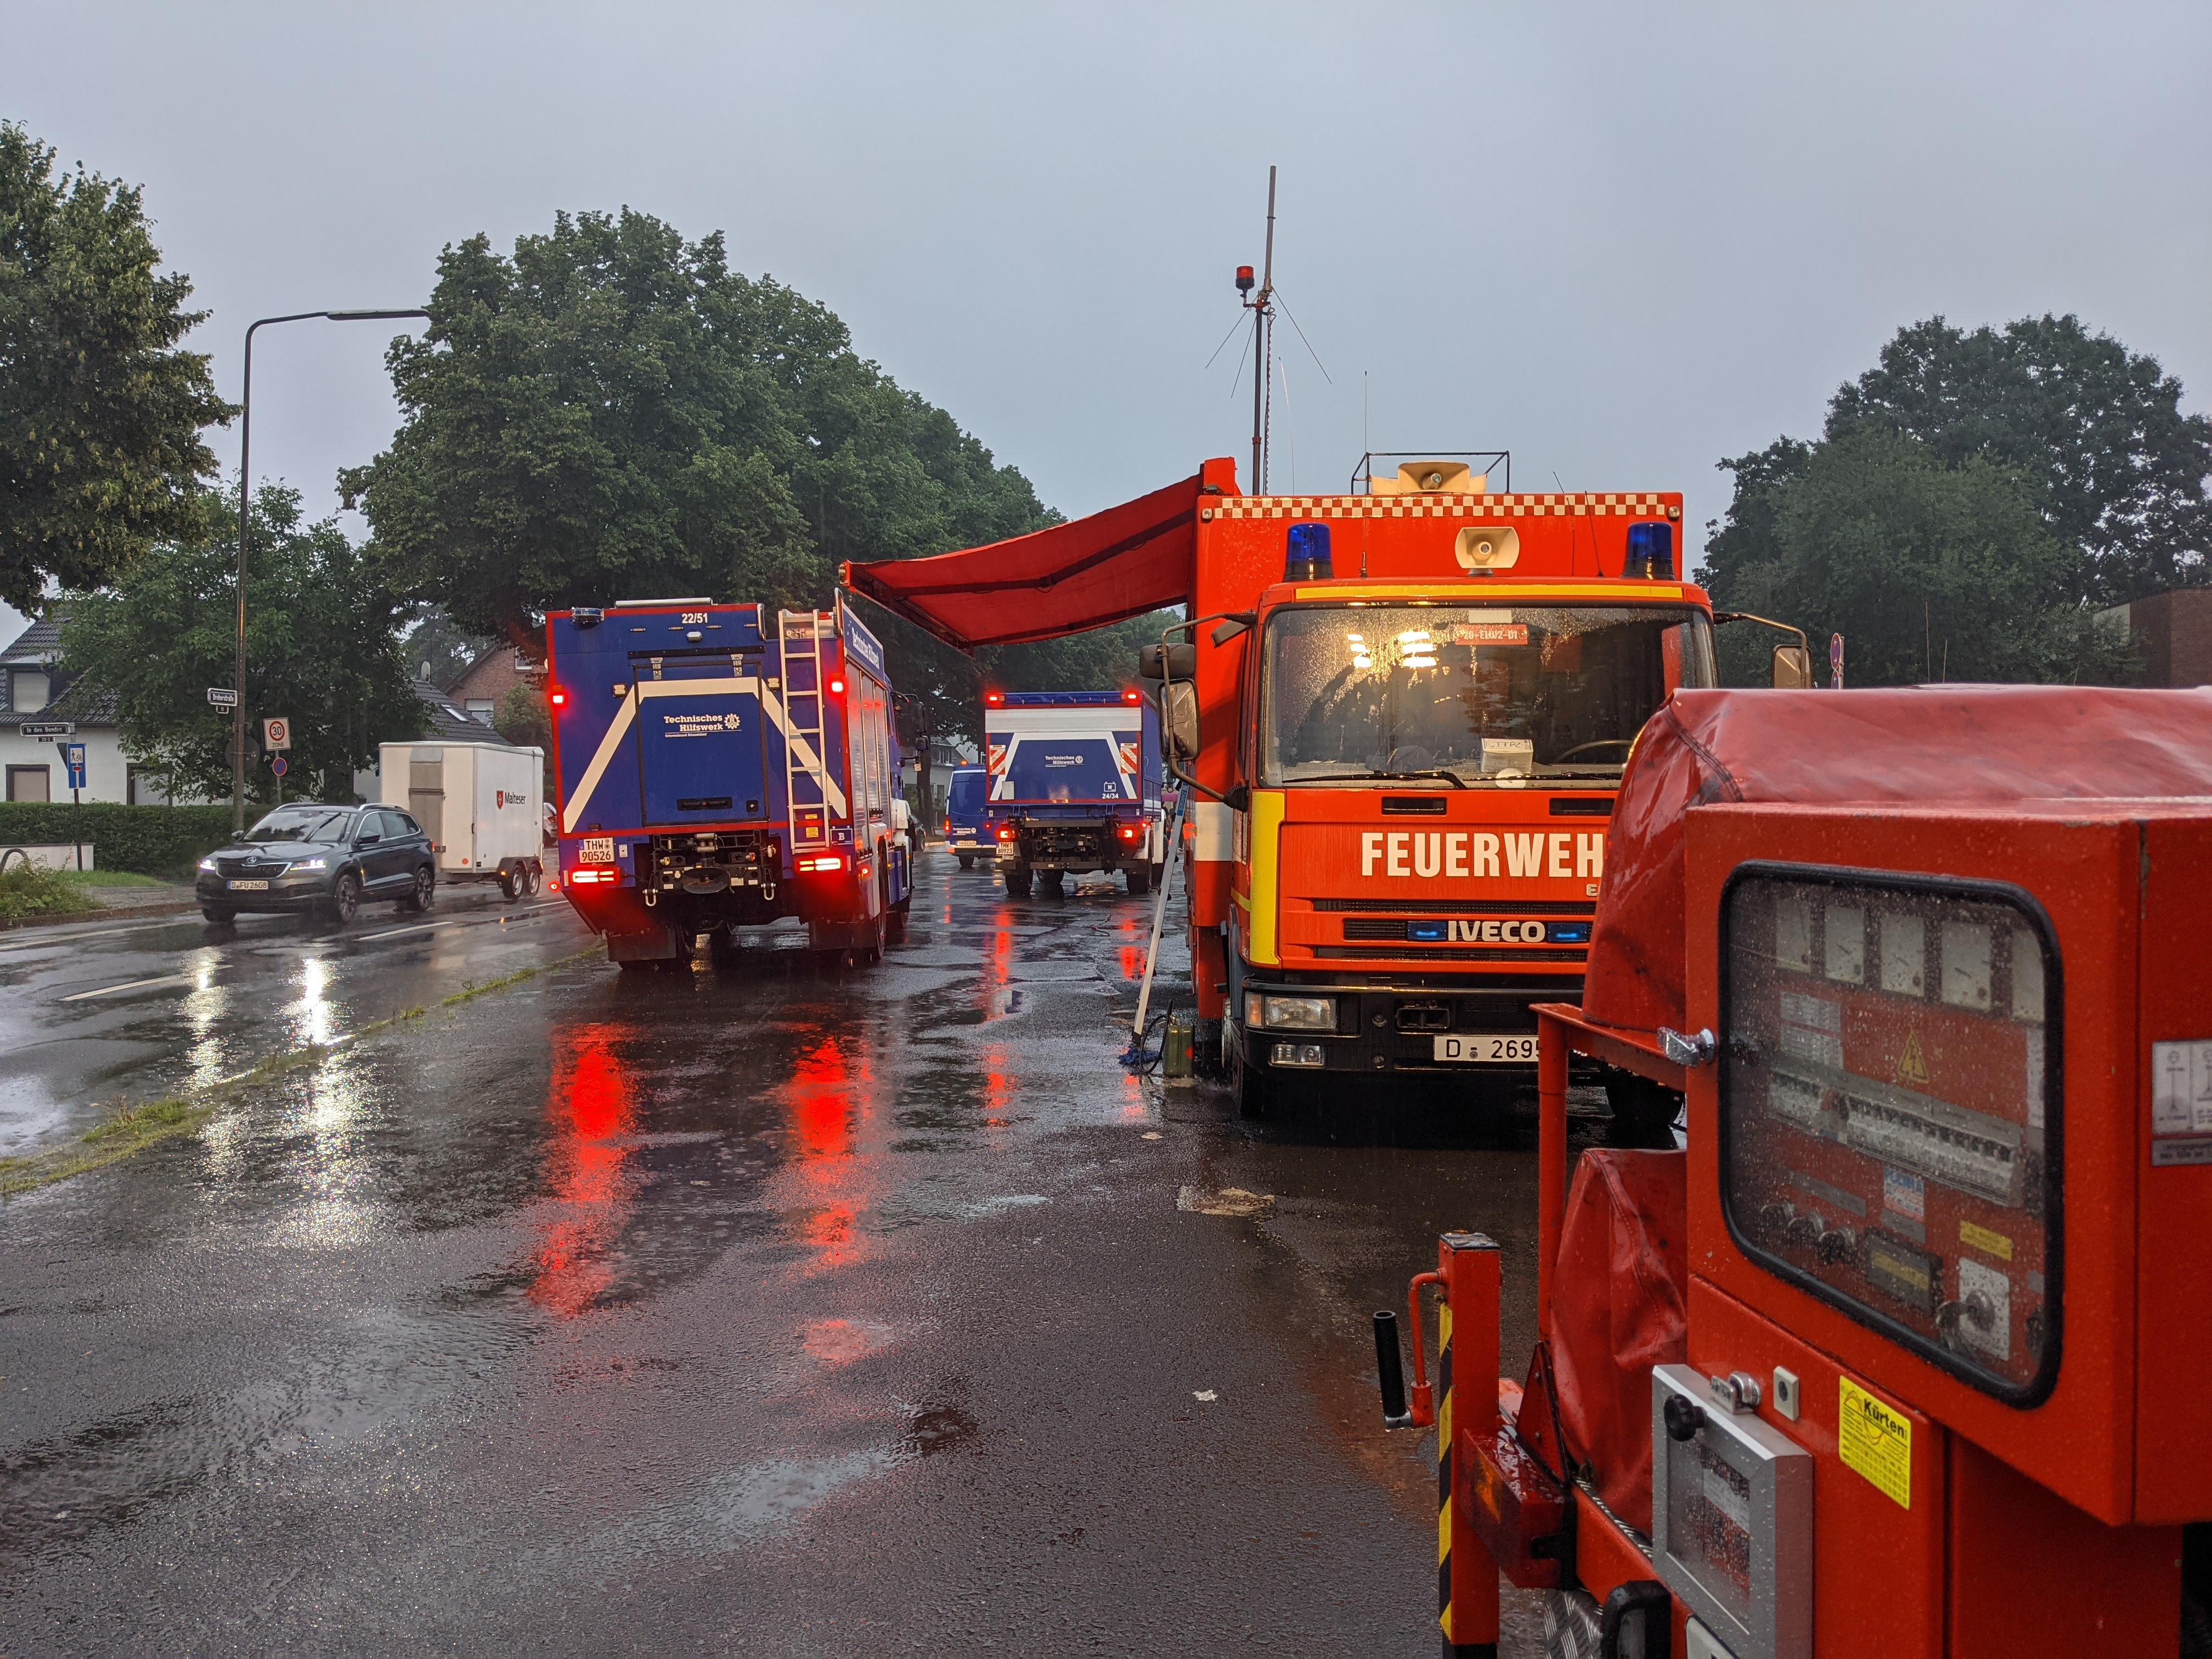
<box><xmin>1250</xmin><ymin>994</ymin><xmax>1336</xmax><ymax>1031</ymax></box>
<box><xmin>198</xmin><ymin>856</ymin><xmax>218</xmax><ymax>872</ymax></box>
<box><xmin>293</xmin><ymin>857</ymin><xmax>327</xmax><ymax>871</ymax></box>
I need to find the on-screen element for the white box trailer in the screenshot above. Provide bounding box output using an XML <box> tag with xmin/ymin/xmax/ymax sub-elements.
<box><xmin>376</xmin><ymin>741</ymin><xmax>547</xmax><ymax>899</ymax></box>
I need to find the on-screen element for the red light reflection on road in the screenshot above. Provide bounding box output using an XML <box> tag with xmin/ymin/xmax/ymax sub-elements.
<box><xmin>783</xmin><ymin>1034</ymin><xmax>871</xmax><ymax>1269</ymax></box>
<box><xmin>1119</xmin><ymin>945</ymin><xmax>1143</xmax><ymax>981</ymax></box>
<box><xmin>532</xmin><ymin>1024</ymin><xmax>638</xmax><ymax>1318</ymax></box>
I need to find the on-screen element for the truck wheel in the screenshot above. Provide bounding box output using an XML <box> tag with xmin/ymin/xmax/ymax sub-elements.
<box><xmin>1125</xmin><ymin>862</ymin><xmax>1151</xmax><ymax>895</ymax></box>
<box><xmin>1040</xmin><ymin>870</ymin><xmax>1066</xmax><ymax>898</ymax></box>
<box><xmin>1004</xmin><ymin>866</ymin><xmax>1032</xmax><ymax>898</ymax></box>
<box><xmin>1149</xmin><ymin>861</ymin><xmax>1166</xmax><ymax>892</ymax></box>
<box><xmin>1605</xmin><ymin>1072</ymin><xmax>1683</xmax><ymax>1148</ymax></box>
<box><xmin>1231</xmin><ymin>1041</ymin><xmax>1274</xmax><ymax>1119</ymax></box>
<box><xmin>708</xmin><ymin>927</ymin><xmax>742</xmax><ymax>967</ymax></box>
<box><xmin>617</xmin><ymin>958</ymin><xmax>659</xmax><ymax>974</ymax></box>
<box><xmin>957</xmin><ymin>853</ymin><xmax>975</xmax><ymax>871</ymax></box>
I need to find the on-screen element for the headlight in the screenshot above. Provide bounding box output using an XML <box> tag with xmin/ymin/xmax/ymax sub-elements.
<box><xmin>294</xmin><ymin>857</ymin><xmax>327</xmax><ymax>871</ymax></box>
<box><xmin>198</xmin><ymin>856</ymin><xmax>217</xmax><ymax>871</ymax></box>
<box><xmin>1252</xmin><ymin>994</ymin><xmax>1336</xmax><ymax>1031</ymax></box>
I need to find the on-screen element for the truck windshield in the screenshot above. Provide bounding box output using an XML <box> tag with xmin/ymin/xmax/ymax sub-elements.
<box><xmin>1260</xmin><ymin>603</ymin><xmax>1716</xmax><ymax>789</ymax></box>
<box><xmin>947</xmin><ymin>771</ymin><xmax>986</xmax><ymax>815</ymax></box>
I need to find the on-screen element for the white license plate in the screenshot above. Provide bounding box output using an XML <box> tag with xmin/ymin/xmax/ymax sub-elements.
<box><xmin>1434</xmin><ymin>1034</ymin><xmax>1539</xmax><ymax>1064</ymax></box>
<box><xmin>579</xmin><ymin>836</ymin><xmax>616</xmax><ymax>863</ymax></box>
<box><xmin>227</xmin><ymin>878</ymin><xmax>269</xmax><ymax>891</ymax></box>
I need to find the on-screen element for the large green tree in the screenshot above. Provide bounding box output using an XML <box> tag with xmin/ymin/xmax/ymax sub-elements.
<box><xmin>341</xmin><ymin>208</ymin><xmax>1054</xmax><ymax>656</ymax></box>
<box><xmin>0</xmin><ymin>122</ymin><xmax>231</xmax><ymax>612</ymax></box>
<box><xmin>1828</xmin><ymin>314</ymin><xmax>2211</xmax><ymax>602</ymax></box>
<box><xmin>59</xmin><ymin>484</ymin><xmax>422</xmax><ymax>803</ymax></box>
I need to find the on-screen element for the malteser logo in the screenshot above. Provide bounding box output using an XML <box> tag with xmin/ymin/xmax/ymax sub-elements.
<box><xmin>1359</xmin><ymin>830</ymin><xmax>1604</xmax><ymax>881</ymax></box>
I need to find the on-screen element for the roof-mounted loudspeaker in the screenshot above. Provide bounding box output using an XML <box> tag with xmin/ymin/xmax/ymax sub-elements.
<box><xmin>1370</xmin><ymin>461</ymin><xmax>1487</xmax><ymax>496</ymax></box>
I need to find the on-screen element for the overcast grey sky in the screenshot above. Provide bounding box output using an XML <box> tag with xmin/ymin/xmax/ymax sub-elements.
<box><xmin>4</xmin><ymin>2</ymin><xmax>2208</xmax><ymax>645</ymax></box>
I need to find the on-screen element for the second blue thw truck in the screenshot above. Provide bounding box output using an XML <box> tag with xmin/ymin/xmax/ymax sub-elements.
<box><xmin>984</xmin><ymin>690</ymin><xmax>1164</xmax><ymax>897</ymax></box>
<box><xmin>545</xmin><ymin>597</ymin><xmax>912</xmax><ymax>969</ymax></box>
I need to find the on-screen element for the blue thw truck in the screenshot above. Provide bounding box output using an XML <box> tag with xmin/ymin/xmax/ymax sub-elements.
<box><xmin>545</xmin><ymin>597</ymin><xmax>912</xmax><ymax>968</ymax></box>
<box><xmin>944</xmin><ymin>766</ymin><xmax>989</xmax><ymax>870</ymax></box>
<box><xmin>984</xmin><ymin>689</ymin><xmax>1165</xmax><ymax>898</ymax></box>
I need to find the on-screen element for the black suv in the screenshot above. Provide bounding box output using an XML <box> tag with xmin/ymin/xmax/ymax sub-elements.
<box><xmin>196</xmin><ymin>803</ymin><xmax>436</xmax><ymax>926</ymax></box>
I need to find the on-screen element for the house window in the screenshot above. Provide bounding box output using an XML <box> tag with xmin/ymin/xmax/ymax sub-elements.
<box><xmin>126</xmin><ymin>765</ymin><xmax>165</xmax><ymax>805</ymax></box>
<box><xmin>10</xmin><ymin>669</ymin><xmax>50</xmax><ymax>712</ymax></box>
<box><xmin>7</xmin><ymin>764</ymin><xmax>50</xmax><ymax>802</ymax></box>
<box><xmin>466</xmin><ymin>698</ymin><xmax>495</xmax><ymax>721</ymax></box>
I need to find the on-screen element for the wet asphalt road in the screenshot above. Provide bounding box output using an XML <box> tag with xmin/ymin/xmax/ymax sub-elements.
<box><xmin>1</xmin><ymin>853</ymin><xmax>1587</xmax><ymax>1655</ymax></box>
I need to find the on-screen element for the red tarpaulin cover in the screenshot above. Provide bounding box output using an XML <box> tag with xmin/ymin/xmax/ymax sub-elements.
<box><xmin>1548</xmin><ymin>1148</ymin><xmax>1688</xmax><ymax>1534</ymax></box>
<box><xmin>839</xmin><ymin>473</ymin><xmax>1203</xmax><ymax>651</ymax></box>
<box><xmin>1584</xmin><ymin>685</ymin><xmax>2212</xmax><ymax>1039</ymax></box>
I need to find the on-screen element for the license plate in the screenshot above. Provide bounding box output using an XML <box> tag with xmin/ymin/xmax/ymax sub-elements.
<box><xmin>1434</xmin><ymin>1034</ymin><xmax>1539</xmax><ymax>1064</ymax></box>
<box><xmin>579</xmin><ymin>836</ymin><xmax>616</xmax><ymax>864</ymax></box>
<box><xmin>227</xmin><ymin>878</ymin><xmax>269</xmax><ymax>891</ymax></box>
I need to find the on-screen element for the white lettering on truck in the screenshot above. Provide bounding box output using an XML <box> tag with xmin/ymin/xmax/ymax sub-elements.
<box><xmin>1358</xmin><ymin>828</ymin><xmax>1604</xmax><ymax>882</ymax></box>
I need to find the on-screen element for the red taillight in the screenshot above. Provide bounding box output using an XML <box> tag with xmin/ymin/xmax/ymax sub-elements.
<box><xmin>1122</xmin><ymin>689</ymin><xmax>1141</xmax><ymax>703</ymax></box>
<box><xmin>943</xmin><ymin>820</ymin><xmax>950</xmax><ymax>834</ymax></box>
<box><xmin>828</xmin><ymin>678</ymin><xmax>845</xmax><ymax>695</ymax></box>
<box><xmin>1119</xmin><ymin>827</ymin><xmax>1137</xmax><ymax>839</ymax></box>
<box><xmin>549</xmin><ymin>690</ymin><xmax>567</xmax><ymax>706</ymax></box>
<box><xmin>996</xmin><ymin>826</ymin><xmax>1016</xmax><ymax>843</ymax></box>
<box><xmin>545</xmin><ymin>877</ymin><xmax>560</xmax><ymax>893</ymax></box>
<box><xmin>984</xmin><ymin>691</ymin><xmax>1003</xmax><ymax>705</ymax></box>
<box><xmin>569</xmin><ymin>866</ymin><xmax>613</xmax><ymax>884</ymax></box>
<box><xmin>797</xmin><ymin>852</ymin><xmax>848</xmax><ymax>873</ymax></box>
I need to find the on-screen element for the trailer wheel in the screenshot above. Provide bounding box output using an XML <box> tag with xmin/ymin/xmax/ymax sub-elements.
<box><xmin>1125</xmin><ymin>862</ymin><xmax>1151</xmax><ymax>895</ymax></box>
<box><xmin>1040</xmin><ymin>869</ymin><xmax>1065</xmax><ymax>898</ymax></box>
<box><xmin>523</xmin><ymin>862</ymin><xmax>541</xmax><ymax>897</ymax></box>
<box><xmin>498</xmin><ymin>865</ymin><xmax>518</xmax><ymax>900</ymax></box>
<box><xmin>957</xmin><ymin>853</ymin><xmax>974</xmax><ymax>871</ymax></box>
<box><xmin>1004</xmin><ymin>866</ymin><xmax>1032</xmax><ymax>898</ymax></box>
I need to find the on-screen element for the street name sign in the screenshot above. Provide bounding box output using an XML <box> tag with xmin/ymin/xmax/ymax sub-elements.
<box><xmin>207</xmin><ymin>687</ymin><xmax>238</xmax><ymax>708</ymax></box>
<box><xmin>19</xmin><ymin>721</ymin><xmax>74</xmax><ymax>740</ymax></box>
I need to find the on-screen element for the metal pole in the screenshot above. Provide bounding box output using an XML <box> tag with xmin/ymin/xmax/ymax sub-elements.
<box><xmin>232</xmin><ymin>309</ymin><xmax>429</xmax><ymax>836</ymax></box>
<box><xmin>72</xmin><ymin>784</ymin><xmax>82</xmax><ymax>872</ymax></box>
<box><xmin>1128</xmin><ymin>790</ymin><xmax>1187</xmax><ymax>1043</ymax></box>
<box><xmin>1249</xmin><ymin>166</ymin><xmax>1277</xmax><ymax>495</ymax></box>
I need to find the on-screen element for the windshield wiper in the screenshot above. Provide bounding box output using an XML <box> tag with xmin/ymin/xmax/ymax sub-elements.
<box><xmin>1290</xmin><ymin>767</ymin><xmax>1470</xmax><ymax>788</ymax></box>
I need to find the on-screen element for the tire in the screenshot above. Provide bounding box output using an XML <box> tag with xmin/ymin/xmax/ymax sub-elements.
<box><xmin>1149</xmin><ymin>861</ymin><xmax>1166</xmax><ymax>893</ymax></box>
<box><xmin>327</xmin><ymin>872</ymin><xmax>361</xmax><ymax>926</ymax></box>
<box><xmin>957</xmin><ymin>854</ymin><xmax>975</xmax><ymax>871</ymax></box>
<box><xmin>498</xmin><ymin>867</ymin><xmax>518</xmax><ymax>900</ymax></box>
<box><xmin>1125</xmin><ymin>862</ymin><xmax>1152</xmax><ymax>895</ymax></box>
<box><xmin>1004</xmin><ymin>866</ymin><xmax>1032</xmax><ymax>898</ymax></box>
<box><xmin>617</xmin><ymin>957</ymin><xmax>659</xmax><ymax>974</ymax></box>
<box><xmin>1231</xmin><ymin>1039</ymin><xmax>1274</xmax><ymax>1119</ymax></box>
<box><xmin>398</xmin><ymin>866</ymin><xmax>435</xmax><ymax>914</ymax></box>
<box><xmin>522</xmin><ymin>862</ymin><xmax>541</xmax><ymax>897</ymax></box>
<box><xmin>1040</xmin><ymin>869</ymin><xmax>1066</xmax><ymax>898</ymax></box>
<box><xmin>201</xmin><ymin>906</ymin><xmax>235</xmax><ymax>926</ymax></box>
<box><xmin>708</xmin><ymin>927</ymin><xmax>742</xmax><ymax>967</ymax></box>
<box><xmin>1605</xmin><ymin>1072</ymin><xmax>1683</xmax><ymax>1148</ymax></box>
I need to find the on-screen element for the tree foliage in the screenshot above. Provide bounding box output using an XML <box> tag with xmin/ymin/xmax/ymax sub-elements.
<box><xmin>1700</xmin><ymin>314</ymin><xmax>2204</xmax><ymax>686</ymax></box>
<box><xmin>1827</xmin><ymin>315</ymin><xmax>2212</xmax><ymax>602</ymax></box>
<box><xmin>0</xmin><ymin>122</ymin><xmax>231</xmax><ymax>612</ymax></box>
<box><xmin>342</xmin><ymin>208</ymin><xmax>1056</xmax><ymax>657</ymax></box>
<box><xmin>59</xmin><ymin>485</ymin><xmax>422</xmax><ymax>803</ymax></box>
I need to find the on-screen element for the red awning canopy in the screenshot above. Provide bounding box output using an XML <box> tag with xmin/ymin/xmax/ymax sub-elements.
<box><xmin>840</xmin><ymin>472</ymin><xmax>1203</xmax><ymax>651</ymax></box>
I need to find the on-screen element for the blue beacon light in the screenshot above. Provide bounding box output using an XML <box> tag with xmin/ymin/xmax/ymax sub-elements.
<box><xmin>1285</xmin><ymin>522</ymin><xmax>1334</xmax><ymax>582</ymax></box>
<box><xmin>1625</xmin><ymin>522</ymin><xmax>1674</xmax><ymax>580</ymax></box>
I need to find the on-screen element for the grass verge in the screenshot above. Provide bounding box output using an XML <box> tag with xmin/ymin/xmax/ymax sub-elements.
<box><xmin>59</xmin><ymin>869</ymin><xmax>170</xmax><ymax>889</ymax></box>
<box><xmin>2</xmin><ymin>945</ymin><xmax>603</xmax><ymax>1198</ymax></box>
<box><xmin>0</xmin><ymin>865</ymin><xmax>103</xmax><ymax>923</ymax></box>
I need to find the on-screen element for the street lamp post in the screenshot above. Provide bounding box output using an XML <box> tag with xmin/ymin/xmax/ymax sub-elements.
<box><xmin>233</xmin><ymin>308</ymin><xmax>430</xmax><ymax>834</ymax></box>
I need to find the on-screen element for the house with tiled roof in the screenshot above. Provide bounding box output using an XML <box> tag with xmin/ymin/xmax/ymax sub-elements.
<box><xmin>0</xmin><ymin>611</ymin><xmax>176</xmax><ymax>804</ymax></box>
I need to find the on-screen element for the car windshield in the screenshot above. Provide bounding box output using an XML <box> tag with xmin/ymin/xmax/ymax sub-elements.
<box><xmin>244</xmin><ymin>807</ymin><xmax>353</xmax><ymax>843</ymax></box>
<box><xmin>1260</xmin><ymin>603</ymin><xmax>1716</xmax><ymax>789</ymax></box>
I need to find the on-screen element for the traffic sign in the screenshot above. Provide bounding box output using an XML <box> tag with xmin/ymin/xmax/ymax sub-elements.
<box><xmin>270</xmin><ymin>755</ymin><xmax>290</xmax><ymax>778</ymax></box>
<box><xmin>263</xmin><ymin>716</ymin><xmax>291</xmax><ymax>751</ymax></box>
<box><xmin>207</xmin><ymin>687</ymin><xmax>238</xmax><ymax>708</ymax></box>
<box><xmin>19</xmin><ymin>721</ymin><xmax>72</xmax><ymax>740</ymax></box>
<box><xmin>63</xmin><ymin>742</ymin><xmax>87</xmax><ymax>791</ymax></box>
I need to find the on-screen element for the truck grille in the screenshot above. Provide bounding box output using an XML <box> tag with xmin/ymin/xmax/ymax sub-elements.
<box><xmin>1312</xmin><ymin>898</ymin><xmax>1596</xmax><ymax>915</ymax></box>
<box><xmin>1321</xmin><ymin>944</ymin><xmax>1588</xmax><ymax>963</ymax></box>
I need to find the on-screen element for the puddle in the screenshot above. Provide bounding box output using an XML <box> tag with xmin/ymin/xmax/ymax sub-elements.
<box><xmin>1177</xmin><ymin>1186</ymin><xmax>1276</xmax><ymax>1218</ymax></box>
<box><xmin>902</xmin><ymin>1402</ymin><xmax>978</xmax><ymax>1458</ymax></box>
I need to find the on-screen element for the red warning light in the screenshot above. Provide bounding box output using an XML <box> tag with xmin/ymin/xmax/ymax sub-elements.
<box><xmin>1235</xmin><ymin>264</ymin><xmax>1255</xmax><ymax>295</ymax></box>
<box><xmin>828</xmin><ymin>678</ymin><xmax>845</xmax><ymax>695</ymax></box>
<box><xmin>985</xmin><ymin>690</ymin><xmax>1004</xmax><ymax>705</ymax></box>
<box><xmin>549</xmin><ymin>689</ymin><xmax>566</xmax><ymax>706</ymax></box>
<box><xmin>1122</xmin><ymin>688</ymin><xmax>1141</xmax><ymax>703</ymax></box>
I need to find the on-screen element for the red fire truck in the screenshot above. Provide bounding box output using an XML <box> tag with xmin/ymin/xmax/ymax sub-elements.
<box><xmin>845</xmin><ymin>455</ymin><xmax>1800</xmax><ymax>1121</ymax></box>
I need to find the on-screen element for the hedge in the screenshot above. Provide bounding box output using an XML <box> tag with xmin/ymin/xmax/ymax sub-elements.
<box><xmin>0</xmin><ymin>803</ymin><xmax>239</xmax><ymax>876</ymax></box>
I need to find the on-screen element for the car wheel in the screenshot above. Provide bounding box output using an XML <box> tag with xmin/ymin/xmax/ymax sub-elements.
<box><xmin>328</xmin><ymin>871</ymin><xmax>361</xmax><ymax>926</ymax></box>
<box><xmin>201</xmin><ymin>906</ymin><xmax>235</xmax><ymax>926</ymax></box>
<box><xmin>397</xmin><ymin>866</ymin><xmax>435</xmax><ymax>914</ymax></box>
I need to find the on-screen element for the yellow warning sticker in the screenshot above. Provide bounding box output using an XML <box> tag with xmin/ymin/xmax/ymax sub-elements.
<box><xmin>1897</xmin><ymin>1028</ymin><xmax>1929</xmax><ymax>1087</ymax></box>
<box><xmin>1958</xmin><ymin>1218</ymin><xmax>2015</xmax><ymax>1261</ymax></box>
<box><xmin>1839</xmin><ymin>1377</ymin><xmax>1912</xmax><ymax>1509</ymax></box>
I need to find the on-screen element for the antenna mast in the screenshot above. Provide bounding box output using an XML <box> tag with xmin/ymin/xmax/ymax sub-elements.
<box><xmin>1249</xmin><ymin>166</ymin><xmax>1277</xmax><ymax>495</ymax></box>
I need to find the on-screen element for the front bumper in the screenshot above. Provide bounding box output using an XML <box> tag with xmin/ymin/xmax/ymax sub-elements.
<box><xmin>195</xmin><ymin>873</ymin><xmax>334</xmax><ymax>912</ymax></box>
<box><xmin>1228</xmin><ymin>973</ymin><xmax>1585</xmax><ymax>1075</ymax></box>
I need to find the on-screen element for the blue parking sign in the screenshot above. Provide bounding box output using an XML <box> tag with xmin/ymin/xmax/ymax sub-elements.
<box><xmin>63</xmin><ymin>742</ymin><xmax>87</xmax><ymax>791</ymax></box>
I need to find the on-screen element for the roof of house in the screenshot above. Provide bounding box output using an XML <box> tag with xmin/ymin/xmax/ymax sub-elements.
<box><xmin>1</xmin><ymin>611</ymin><xmax>115</xmax><ymax>729</ymax></box>
<box><xmin>414</xmin><ymin>680</ymin><xmax>511</xmax><ymax>743</ymax></box>
<box><xmin>1</xmin><ymin>613</ymin><xmax>63</xmax><ymax>667</ymax></box>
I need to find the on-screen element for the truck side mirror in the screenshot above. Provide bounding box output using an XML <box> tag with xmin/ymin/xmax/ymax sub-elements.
<box><xmin>1772</xmin><ymin>646</ymin><xmax>1813</xmax><ymax>689</ymax></box>
<box><xmin>1210</xmin><ymin>613</ymin><xmax>1256</xmax><ymax>647</ymax></box>
<box><xmin>1137</xmin><ymin>642</ymin><xmax>1197</xmax><ymax>681</ymax></box>
<box><xmin>1160</xmin><ymin>682</ymin><xmax>1200</xmax><ymax>761</ymax></box>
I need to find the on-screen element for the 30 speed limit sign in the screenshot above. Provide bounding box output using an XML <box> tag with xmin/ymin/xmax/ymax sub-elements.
<box><xmin>263</xmin><ymin>716</ymin><xmax>292</xmax><ymax>751</ymax></box>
